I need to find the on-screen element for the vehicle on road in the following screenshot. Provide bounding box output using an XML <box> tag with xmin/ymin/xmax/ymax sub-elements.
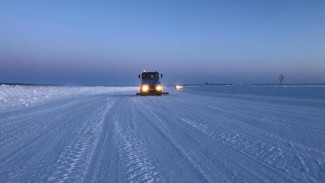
<box><xmin>175</xmin><ymin>84</ymin><xmax>183</xmax><ymax>90</ymax></box>
<box><xmin>136</xmin><ymin>71</ymin><xmax>169</xmax><ymax>96</ymax></box>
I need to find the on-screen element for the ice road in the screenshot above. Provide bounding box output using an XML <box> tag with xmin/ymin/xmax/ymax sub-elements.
<box><xmin>1</xmin><ymin>85</ymin><xmax>325</xmax><ymax>182</ymax></box>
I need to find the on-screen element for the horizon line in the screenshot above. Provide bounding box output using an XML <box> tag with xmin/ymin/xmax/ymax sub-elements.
<box><xmin>1</xmin><ymin>82</ymin><xmax>325</xmax><ymax>87</ymax></box>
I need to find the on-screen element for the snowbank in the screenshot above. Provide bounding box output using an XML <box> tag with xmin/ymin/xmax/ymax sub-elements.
<box><xmin>0</xmin><ymin>85</ymin><xmax>137</xmax><ymax>111</ymax></box>
<box><xmin>186</xmin><ymin>85</ymin><xmax>325</xmax><ymax>100</ymax></box>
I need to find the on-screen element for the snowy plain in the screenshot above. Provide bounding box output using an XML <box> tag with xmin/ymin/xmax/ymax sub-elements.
<box><xmin>0</xmin><ymin>85</ymin><xmax>325</xmax><ymax>182</ymax></box>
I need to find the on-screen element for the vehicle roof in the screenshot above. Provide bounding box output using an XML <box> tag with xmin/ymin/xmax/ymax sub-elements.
<box><xmin>142</xmin><ymin>71</ymin><xmax>159</xmax><ymax>74</ymax></box>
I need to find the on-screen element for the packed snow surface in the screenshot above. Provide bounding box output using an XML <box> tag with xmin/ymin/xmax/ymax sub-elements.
<box><xmin>1</xmin><ymin>85</ymin><xmax>325</xmax><ymax>182</ymax></box>
<box><xmin>0</xmin><ymin>85</ymin><xmax>138</xmax><ymax>111</ymax></box>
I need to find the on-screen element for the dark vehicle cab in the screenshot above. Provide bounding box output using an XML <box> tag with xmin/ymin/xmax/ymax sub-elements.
<box><xmin>136</xmin><ymin>71</ymin><xmax>168</xmax><ymax>96</ymax></box>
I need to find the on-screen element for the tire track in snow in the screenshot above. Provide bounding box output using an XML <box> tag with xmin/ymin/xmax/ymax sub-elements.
<box><xmin>0</xmin><ymin>99</ymin><xmax>93</xmax><ymax>159</ymax></box>
<box><xmin>175</xmin><ymin>93</ymin><xmax>325</xmax><ymax>152</ymax></box>
<box><xmin>174</xmin><ymin>100</ymin><xmax>325</xmax><ymax>182</ymax></box>
<box><xmin>150</xmin><ymin>94</ymin><xmax>324</xmax><ymax>182</ymax></box>
<box><xmin>138</xmin><ymin>99</ymin><xmax>231</xmax><ymax>182</ymax></box>
<box><xmin>112</xmin><ymin>115</ymin><xmax>165</xmax><ymax>183</ymax></box>
<box><xmin>179</xmin><ymin>118</ymin><xmax>296</xmax><ymax>182</ymax></box>
<box><xmin>0</xmin><ymin>98</ymin><xmax>97</xmax><ymax>162</ymax></box>
<box><xmin>160</xmin><ymin>92</ymin><xmax>325</xmax><ymax>132</ymax></box>
<box><xmin>47</xmin><ymin>99</ymin><xmax>112</xmax><ymax>183</ymax></box>
<box><xmin>1</xmin><ymin>97</ymin><xmax>106</xmax><ymax>182</ymax></box>
<box><xmin>143</xmin><ymin>97</ymin><xmax>292</xmax><ymax>182</ymax></box>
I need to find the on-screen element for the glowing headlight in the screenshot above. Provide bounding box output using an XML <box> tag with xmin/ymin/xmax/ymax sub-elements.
<box><xmin>141</xmin><ymin>85</ymin><xmax>149</xmax><ymax>92</ymax></box>
<box><xmin>175</xmin><ymin>84</ymin><xmax>183</xmax><ymax>89</ymax></box>
<box><xmin>155</xmin><ymin>85</ymin><xmax>162</xmax><ymax>91</ymax></box>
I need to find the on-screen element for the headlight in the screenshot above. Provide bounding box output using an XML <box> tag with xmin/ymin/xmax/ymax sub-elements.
<box><xmin>155</xmin><ymin>85</ymin><xmax>162</xmax><ymax>91</ymax></box>
<box><xmin>176</xmin><ymin>85</ymin><xmax>182</xmax><ymax>89</ymax></box>
<box><xmin>141</xmin><ymin>85</ymin><xmax>149</xmax><ymax>92</ymax></box>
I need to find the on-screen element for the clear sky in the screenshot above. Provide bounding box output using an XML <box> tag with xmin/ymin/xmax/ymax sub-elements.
<box><xmin>1</xmin><ymin>0</ymin><xmax>324</xmax><ymax>85</ymax></box>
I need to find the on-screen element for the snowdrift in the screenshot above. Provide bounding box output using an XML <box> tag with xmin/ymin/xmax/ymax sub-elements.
<box><xmin>0</xmin><ymin>85</ymin><xmax>137</xmax><ymax>111</ymax></box>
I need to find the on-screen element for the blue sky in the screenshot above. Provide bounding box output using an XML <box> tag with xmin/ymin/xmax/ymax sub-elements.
<box><xmin>0</xmin><ymin>0</ymin><xmax>324</xmax><ymax>85</ymax></box>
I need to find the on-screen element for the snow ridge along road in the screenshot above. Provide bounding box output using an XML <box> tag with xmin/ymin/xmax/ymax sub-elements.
<box><xmin>1</xmin><ymin>85</ymin><xmax>325</xmax><ymax>182</ymax></box>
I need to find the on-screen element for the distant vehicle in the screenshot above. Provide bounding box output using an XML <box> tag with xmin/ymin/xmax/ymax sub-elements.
<box><xmin>136</xmin><ymin>71</ymin><xmax>169</xmax><ymax>96</ymax></box>
<box><xmin>175</xmin><ymin>84</ymin><xmax>183</xmax><ymax>90</ymax></box>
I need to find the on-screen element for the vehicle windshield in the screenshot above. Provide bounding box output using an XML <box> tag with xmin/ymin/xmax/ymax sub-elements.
<box><xmin>142</xmin><ymin>72</ymin><xmax>159</xmax><ymax>79</ymax></box>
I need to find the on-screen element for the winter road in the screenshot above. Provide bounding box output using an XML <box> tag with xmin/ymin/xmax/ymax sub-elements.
<box><xmin>1</xmin><ymin>86</ymin><xmax>325</xmax><ymax>182</ymax></box>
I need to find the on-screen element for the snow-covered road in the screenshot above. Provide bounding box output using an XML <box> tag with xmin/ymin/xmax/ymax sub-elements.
<box><xmin>1</xmin><ymin>86</ymin><xmax>325</xmax><ymax>182</ymax></box>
